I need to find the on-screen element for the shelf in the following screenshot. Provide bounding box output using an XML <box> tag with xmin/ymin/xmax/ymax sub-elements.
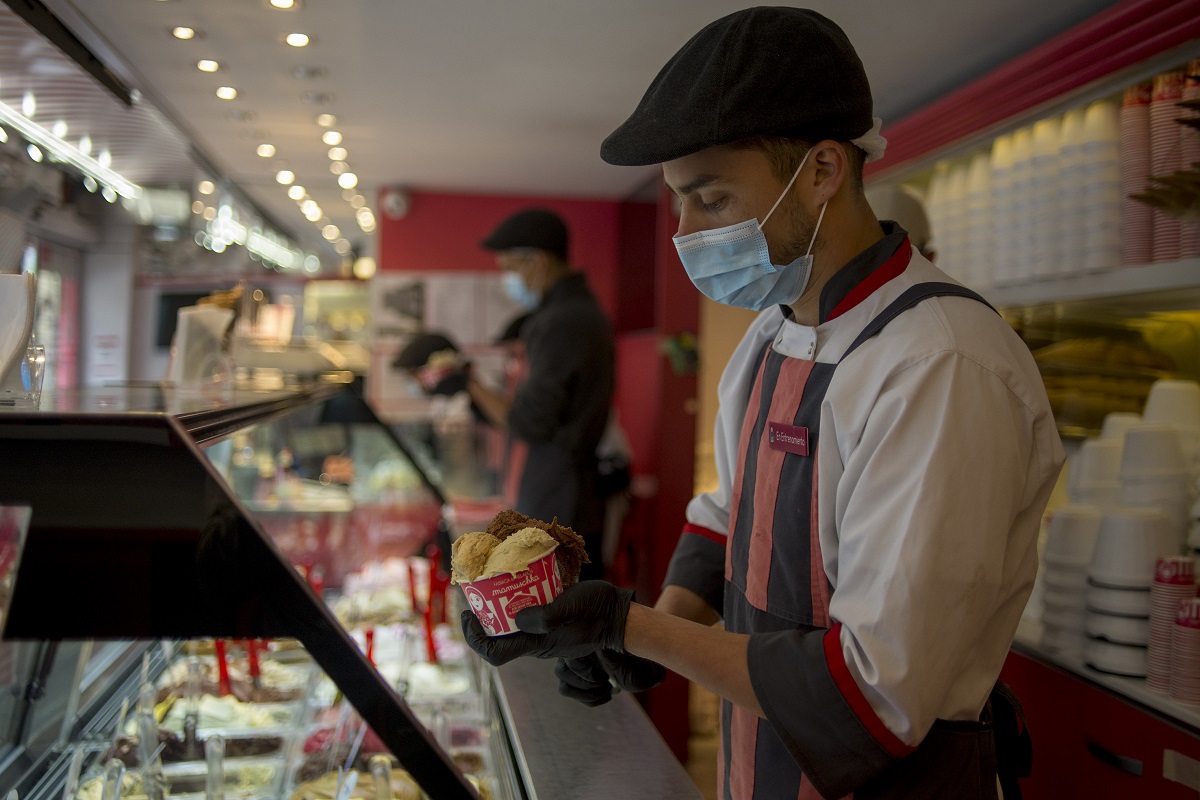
<box><xmin>1013</xmin><ymin>618</ymin><xmax>1200</xmax><ymax>735</ymax></box>
<box><xmin>982</xmin><ymin>258</ymin><xmax>1200</xmax><ymax>312</ymax></box>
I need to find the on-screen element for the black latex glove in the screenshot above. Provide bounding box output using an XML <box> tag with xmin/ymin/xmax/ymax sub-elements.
<box><xmin>430</xmin><ymin>367</ymin><xmax>469</xmax><ymax>396</ymax></box>
<box><xmin>461</xmin><ymin>580</ymin><xmax>632</xmax><ymax>666</ymax></box>
<box><xmin>555</xmin><ymin>650</ymin><xmax>666</xmax><ymax>707</ymax></box>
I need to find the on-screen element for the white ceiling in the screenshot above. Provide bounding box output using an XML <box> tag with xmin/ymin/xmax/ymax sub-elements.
<box><xmin>27</xmin><ymin>0</ymin><xmax>1120</xmax><ymax>261</ymax></box>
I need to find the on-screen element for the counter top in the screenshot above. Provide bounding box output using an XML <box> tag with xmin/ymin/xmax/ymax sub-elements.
<box><xmin>493</xmin><ymin>658</ymin><xmax>702</xmax><ymax>800</ymax></box>
<box><xmin>1013</xmin><ymin>617</ymin><xmax>1200</xmax><ymax>735</ymax></box>
<box><xmin>0</xmin><ymin>381</ymin><xmax>347</xmax><ymax>443</ymax></box>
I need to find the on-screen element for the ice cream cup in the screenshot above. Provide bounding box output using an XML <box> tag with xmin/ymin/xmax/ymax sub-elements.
<box><xmin>460</xmin><ymin>547</ymin><xmax>563</xmax><ymax>636</ymax></box>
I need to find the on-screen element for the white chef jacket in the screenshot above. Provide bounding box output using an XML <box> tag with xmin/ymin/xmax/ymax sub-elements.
<box><xmin>683</xmin><ymin>246</ymin><xmax>1064</xmax><ymax>747</ymax></box>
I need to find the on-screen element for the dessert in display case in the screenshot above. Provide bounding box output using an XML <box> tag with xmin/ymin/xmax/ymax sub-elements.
<box><xmin>0</xmin><ymin>383</ymin><xmax>700</xmax><ymax>800</ymax></box>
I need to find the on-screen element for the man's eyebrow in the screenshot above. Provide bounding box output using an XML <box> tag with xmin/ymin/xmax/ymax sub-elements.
<box><xmin>665</xmin><ymin>174</ymin><xmax>721</xmax><ymax>197</ymax></box>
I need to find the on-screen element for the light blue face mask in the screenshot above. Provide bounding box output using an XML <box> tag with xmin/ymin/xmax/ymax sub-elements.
<box><xmin>502</xmin><ymin>271</ymin><xmax>540</xmax><ymax>311</ymax></box>
<box><xmin>673</xmin><ymin>150</ymin><xmax>827</xmax><ymax>312</ymax></box>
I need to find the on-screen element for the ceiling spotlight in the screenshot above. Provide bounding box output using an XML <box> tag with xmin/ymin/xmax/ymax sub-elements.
<box><xmin>0</xmin><ymin>126</ymin><xmax>7</xmax><ymax>143</ymax></box>
<box><xmin>342</xmin><ymin>188</ymin><xmax>357</xmax><ymax>200</ymax></box>
<box><xmin>269</xmin><ymin>0</ymin><xmax>297</xmax><ymax>7</ymax></box>
<box><xmin>356</xmin><ymin>208</ymin><xmax>374</xmax><ymax>224</ymax></box>
<box><xmin>51</xmin><ymin>120</ymin><xmax>67</xmax><ymax>137</ymax></box>
<box><xmin>322</xmin><ymin>224</ymin><xmax>340</xmax><ymax>241</ymax></box>
<box><xmin>275</xmin><ymin>169</ymin><xmax>295</xmax><ymax>185</ymax></box>
<box><xmin>197</xmin><ymin>59</ymin><xmax>219</xmax><ymax>72</ymax></box>
<box><xmin>198</xmin><ymin>180</ymin><xmax>215</xmax><ymax>194</ymax></box>
<box><xmin>285</xmin><ymin>33</ymin><xmax>310</xmax><ymax>47</ymax></box>
<box><xmin>287</xmin><ymin>185</ymin><xmax>306</xmax><ymax>200</ymax></box>
<box><xmin>334</xmin><ymin>239</ymin><xmax>351</xmax><ymax>255</ymax></box>
<box><xmin>171</xmin><ymin>26</ymin><xmax>196</xmax><ymax>40</ymax></box>
<box><xmin>350</xmin><ymin>194</ymin><xmax>365</xmax><ymax>209</ymax></box>
<box><xmin>300</xmin><ymin>199</ymin><xmax>318</xmax><ymax>213</ymax></box>
<box><xmin>329</xmin><ymin>161</ymin><xmax>347</xmax><ymax>175</ymax></box>
<box><xmin>337</xmin><ymin>172</ymin><xmax>358</xmax><ymax>189</ymax></box>
<box><xmin>82</xmin><ymin>176</ymin><xmax>98</xmax><ymax>192</ymax></box>
<box><xmin>316</xmin><ymin>113</ymin><xmax>336</xmax><ymax>127</ymax></box>
<box><xmin>203</xmin><ymin>206</ymin><xmax>217</xmax><ymax>220</ymax></box>
<box><xmin>256</xmin><ymin>143</ymin><xmax>276</xmax><ymax>158</ymax></box>
<box><xmin>102</xmin><ymin>186</ymin><xmax>118</xmax><ymax>203</ymax></box>
<box><xmin>216</xmin><ymin>86</ymin><xmax>238</xmax><ymax>100</ymax></box>
<box><xmin>22</xmin><ymin>91</ymin><xmax>35</xmax><ymax>117</ymax></box>
<box><xmin>78</xmin><ymin>134</ymin><xmax>91</xmax><ymax>155</ymax></box>
<box><xmin>26</xmin><ymin>144</ymin><xmax>42</xmax><ymax>162</ymax></box>
<box><xmin>353</xmin><ymin>257</ymin><xmax>376</xmax><ymax>279</ymax></box>
<box><xmin>303</xmin><ymin>205</ymin><xmax>322</xmax><ymax>222</ymax></box>
<box><xmin>191</xmin><ymin>200</ymin><xmax>204</xmax><ymax>214</ymax></box>
<box><xmin>327</xmin><ymin>146</ymin><xmax>347</xmax><ymax>161</ymax></box>
<box><xmin>98</xmin><ymin>149</ymin><xmax>112</xmax><ymax>168</ymax></box>
<box><xmin>321</xmin><ymin>130</ymin><xmax>342</xmax><ymax>146</ymax></box>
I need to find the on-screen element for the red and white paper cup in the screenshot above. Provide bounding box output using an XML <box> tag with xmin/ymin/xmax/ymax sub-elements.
<box><xmin>460</xmin><ymin>548</ymin><xmax>563</xmax><ymax>636</ymax></box>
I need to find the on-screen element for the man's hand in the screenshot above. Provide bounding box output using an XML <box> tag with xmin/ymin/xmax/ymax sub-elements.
<box><xmin>554</xmin><ymin>649</ymin><xmax>667</xmax><ymax>706</ymax></box>
<box><xmin>461</xmin><ymin>581</ymin><xmax>633</xmax><ymax>666</ymax></box>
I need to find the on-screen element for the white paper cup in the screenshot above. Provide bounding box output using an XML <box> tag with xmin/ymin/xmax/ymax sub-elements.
<box><xmin>459</xmin><ymin>548</ymin><xmax>563</xmax><ymax>636</ymax></box>
<box><xmin>1143</xmin><ymin>380</ymin><xmax>1200</xmax><ymax>432</ymax></box>
<box><xmin>1119</xmin><ymin>424</ymin><xmax>1186</xmax><ymax>477</ymax></box>
<box><xmin>1101</xmin><ymin>413</ymin><xmax>1141</xmax><ymax>441</ymax></box>
<box><xmin>1089</xmin><ymin>509</ymin><xmax>1181</xmax><ymax>589</ymax></box>
<box><xmin>1069</xmin><ymin>439</ymin><xmax>1123</xmax><ymax>499</ymax></box>
<box><xmin>1086</xmin><ymin>584</ymin><xmax>1152</xmax><ymax>617</ymax></box>
<box><xmin>1044</xmin><ymin>505</ymin><xmax>1104</xmax><ymax>566</ymax></box>
<box><xmin>1085</xmin><ymin>611</ymin><xmax>1150</xmax><ymax>645</ymax></box>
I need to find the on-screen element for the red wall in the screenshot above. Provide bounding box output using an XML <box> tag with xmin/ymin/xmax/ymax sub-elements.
<box><xmin>377</xmin><ymin>189</ymin><xmax>622</xmax><ymax>322</ymax></box>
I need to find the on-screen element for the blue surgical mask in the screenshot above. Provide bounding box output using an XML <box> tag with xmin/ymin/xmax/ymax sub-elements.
<box><xmin>673</xmin><ymin>151</ymin><xmax>827</xmax><ymax>311</ymax></box>
<box><xmin>502</xmin><ymin>271</ymin><xmax>540</xmax><ymax>310</ymax></box>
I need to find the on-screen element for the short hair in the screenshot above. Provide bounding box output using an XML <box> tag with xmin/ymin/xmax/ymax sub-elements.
<box><xmin>731</xmin><ymin>137</ymin><xmax>865</xmax><ymax>194</ymax></box>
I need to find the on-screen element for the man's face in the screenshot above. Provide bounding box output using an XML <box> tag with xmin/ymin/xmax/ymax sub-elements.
<box><xmin>495</xmin><ymin>250</ymin><xmax>540</xmax><ymax>291</ymax></box>
<box><xmin>663</xmin><ymin>145</ymin><xmax>819</xmax><ymax>268</ymax></box>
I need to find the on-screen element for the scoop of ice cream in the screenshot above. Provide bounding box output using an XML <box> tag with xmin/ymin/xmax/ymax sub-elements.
<box><xmin>451</xmin><ymin>531</ymin><xmax>501</xmax><ymax>584</ymax></box>
<box><xmin>481</xmin><ymin>527</ymin><xmax>557</xmax><ymax>578</ymax></box>
<box><xmin>485</xmin><ymin>509</ymin><xmax>588</xmax><ymax>585</ymax></box>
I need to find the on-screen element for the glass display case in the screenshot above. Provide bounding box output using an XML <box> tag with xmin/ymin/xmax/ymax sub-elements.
<box><xmin>0</xmin><ymin>383</ymin><xmax>700</xmax><ymax>800</ymax></box>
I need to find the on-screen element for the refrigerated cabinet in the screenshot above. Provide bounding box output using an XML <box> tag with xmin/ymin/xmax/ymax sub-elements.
<box><xmin>0</xmin><ymin>384</ymin><xmax>699</xmax><ymax>800</ymax></box>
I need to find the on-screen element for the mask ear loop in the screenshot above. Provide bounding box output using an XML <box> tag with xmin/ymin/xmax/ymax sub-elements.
<box><xmin>757</xmin><ymin>149</ymin><xmax>812</xmax><ymax>231</ymax></box>
<box><xmin>805</xmin><ymin>201</ymin><xmax>828</xmax><ymax>257</ymax></box>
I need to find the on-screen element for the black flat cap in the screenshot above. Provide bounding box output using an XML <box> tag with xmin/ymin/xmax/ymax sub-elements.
<box><xmin>480</xmin><ymin>208</ymin><xmax>569</xmax><ymax>261</ymax></box>
<box><xmin>601</xmin><ymin>7</ymin><xmax>873</xmax><ymax>166</ymax></box>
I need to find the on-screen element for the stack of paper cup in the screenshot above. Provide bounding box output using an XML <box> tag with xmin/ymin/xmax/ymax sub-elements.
<box><xmin>1009</xmin><ymin>127</ymin><xmax>1035</xmax><ymax>280</ymax></box>
<box><xmin>1101</xmin><ymin>411</ymin><xmax>1142</xmax><ymax>442</ymax></box>
<box><xmin>1181</xmin><ymin>60</ymin><xmax>1200</xmax><ymax>259</ymax></box>
<box><xmin>1069</xmin><ymin>437</ymin><xmax>1123</xmax><ymax>509</ymax></box>
<box><xmin>1057</xmin><ymin>107</ymin><xmax>1086</xmax><ymax>276</ymax></box>
<box><xmin>1079</xmin><ymin>100</ymin><xmax>1122</xmax><ymax>274</ymax></box>
<box><xmin>941</xmin><ymin>163</ymin><xmax>969</xmax><ymax>281</ymax></box>
<box><xmin>1150</xmin><ymin>70</ymin><xmax>1185</xmax><ymax>263</ymax></box>
<box><xmin>1120</xmin><ymin>82</ymin><xmax>1153</xmax><ymax>265</ymax></box>
<box><xmin>1149</xmin><ymin>555</ymin><xmax>1197</xmax><ymax>691</ymax></box>
<box><xmin>1041</xmin><ymin>505</ymin><xmax>1103</xmax><ymax>657</ymax></box>
<box><xmin>1029</xmin><ymin>116</ymin><xmax>1062</xmax><ymax>277</ymax></box>
<box><xmin>991</xmin><ymin>134</ymin><xmax>1015</xmax><ymax>284</ymax></box>
<box><xmin>965</xmin><ymin>152</ymin><xmax>994</xmax><ymax>287</ymax></box>
<box><xmin>1171</xmin><ymin>598</ymin><xmax>1200</xmax><ymax>703</ymax></box>
<box><xmin>1117</xmin><ymin>424</ymin><xmax>1191</xmax><ymax>542</ymax></box>
<box><xmin>1141</xmin><ymin>379</ymin><xmax>1200</xmax><ymax>474</ymax></box>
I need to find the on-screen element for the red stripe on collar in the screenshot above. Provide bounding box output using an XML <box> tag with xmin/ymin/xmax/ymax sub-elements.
<box><xmin>824</xmin><ymin>237</ymin><xmax>913</xmax><ymax>323</ymax></box>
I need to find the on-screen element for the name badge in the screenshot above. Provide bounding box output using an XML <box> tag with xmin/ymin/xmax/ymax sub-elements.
<box><xmin>767</xmin><ymin>422</ymin><xmax>809</xmax><ymax>456</ymax></box>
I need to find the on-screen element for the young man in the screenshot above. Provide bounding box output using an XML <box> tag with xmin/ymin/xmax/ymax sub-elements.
<box><xmin>465</xmin><ymin>9</ymin><xmax>1062</xmax><ymax>798</ymax></box>
<box><xmin>468</xmin><ymin>208</ymin><xmax>615</xmax><ymax>580</ymax></box>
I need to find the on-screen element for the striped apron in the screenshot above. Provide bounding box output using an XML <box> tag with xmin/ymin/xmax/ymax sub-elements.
<box><xmin>719</xmin><ymin>282</ymin><xmax>1007</xmax><ymax>800</ymax></box>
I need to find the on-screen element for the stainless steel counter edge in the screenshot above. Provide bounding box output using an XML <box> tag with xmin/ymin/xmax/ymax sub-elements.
<box><xmin>492</xmin><ymin>659</ymin><xmax>702</xmax><ymax>800</ymax></box>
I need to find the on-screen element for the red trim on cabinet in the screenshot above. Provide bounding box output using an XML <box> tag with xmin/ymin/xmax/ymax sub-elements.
<box><xmin>866</xmin><ymin>0</ymin><xmax>1200</xmax><ymax>178</ymax></box>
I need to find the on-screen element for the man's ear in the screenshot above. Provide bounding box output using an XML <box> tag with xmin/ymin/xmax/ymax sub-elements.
<box><xmin>808</xmin><ymin>140</ymin><xmax>849</xmax><ymax>203</ymax></box>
